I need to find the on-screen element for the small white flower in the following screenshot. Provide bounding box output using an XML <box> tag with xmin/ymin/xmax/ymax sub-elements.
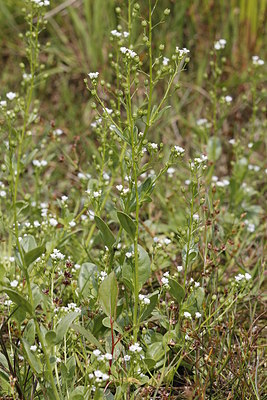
<box><xmin>0</xmin><ymin>190</ymin><xmax>6</xmax><ymax>198</ymax></box>
<box><xmin>173</xmin><ymin>145</ymin><xmax>185</xmax><ymax>155</ymax></box>
<box><xmin>88</xmin><ymin>72</ymin><xmax>99</xmax><ymax>79</ymax></box>
<box><xmin>229</xmin><ymin>139</ymin><xmax>235</xmax><ymax>145</ymax></box>
<box><xmin>104</xmin><ymin>353</ymin><xmax>113</xmax><ymax>360</ymax></box>
<box><xmin>129</xmin><ymin>343</ymin><xmax>142</xmax><ymax>353</ymax></box>
<box><xmin>30</xmin><ymin>345</ymin><xmax>37</xmax><ymax>352</ymax></box>
<box><xmin>193</xmin><ymin>213</ymin><xmax>199</xmax><ymax>221</ymax></box>
<box><xmin>10</xmin><ymin>280</ymin><xmax>18</xmax><ymax>288</ymax></box>
<box><xmin>111</xmin><ymin>29</ymin><xmax>122</xmax><ymax>38</ymax></box>
<box><xmin>124</xmin><ymin>354</ymin><xmax>131</xmax><ymax>361</ymax></box>
<box><xmin>252</xmin><ymin>56</ymin><xmax>264</xmax><ymax>66</ymax></box>
<box><xmin>163</xmin><ymin>57</ymin><xmax>169</xmax><ymax>66</ymax></box>
<box><xmin>53</xmin><ymin>128</ymin><xmax>63</xmax><ymax>136</ymax></box>
<box><xmin>183</xmin><ymin>311</ymin><xmax>192</xmax><ymax>319</ymax></box>
<box><xmin>177</xmin><ymin>265</ymin><xmax>183</xmax><ymax>272</ymax></box>
<box><xmin>6</xmin><ymin>92</ymin><xmax>16</xmax><ymax>100</ymax></box>
<box><xmin>69</xmin><ymin>220</ymin><xmax>76</xmax><ymax>227</ymax></box>
<box><xmin>61</xmin><ymin>195</ymin><xmax>68</xmax><ymax>202</ymax></box>
<box><xmin>167</xmin><ymin>167</ymin><xmax>175</xmax><ymax>177</ymax></box>
<box><xmin>0</xmin><ymin>100</ymin><xmax>7</xmax><ymax>107</ymax></box>
<box><xmin>245</xmin><ymin>273</ymin><xmax>252</xmax><ymax>280</ymax></box>
<box><xmin>194</xmin><ymin>282</ymin><xmax>200</xmax><ymax>288</ymax></box>
<box><xmin>150</xmin><ymin>142</ymin><xmax>158</xmax><ymax>150</ymax></box>
<box><xmin>49</xmin><ymin>218</ymin><xmax>58</xmax><ymax>227</ymax></box>
<box><xmin>93</xmin><ymin>190</ymin><xmax>102</xmax><ymax>198</ymax></box>
<box><xmin>195</xmin><ymin>312</ymin><xmax>202</xmax><ymax>319</ymax></box>
<box><xmin>225</xmin><ymin>95</ymin><xmax>233</xmax><ymax>103</ymax></box>
<box><xmin>164</xmin><ymin>238</ymin><xmax>171</xmax><ymax>245</ymax></box>
<box><xmin>93</xmin><ymin>349</ymin><xmax>101</xmax><ymax>357</ymax></box>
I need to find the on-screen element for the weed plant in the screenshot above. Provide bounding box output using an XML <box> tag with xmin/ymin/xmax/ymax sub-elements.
<box><xmin>0</xmin><ymin>1</ymin><xmax>266</xmax><ymax>399</ymax></box>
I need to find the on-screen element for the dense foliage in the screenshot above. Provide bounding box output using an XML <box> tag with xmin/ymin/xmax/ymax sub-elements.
<box><xmin>0</xmin><ymin>1</ymin><xmax>266</xmax><ymax>399</ymax></box>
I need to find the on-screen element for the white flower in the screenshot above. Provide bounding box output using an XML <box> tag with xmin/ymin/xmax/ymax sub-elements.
<box><xmin>214</xmin><ymin>39</ymin><xmax>226</xmax><ymax>50</ymax></box>
<box><xmin>167</xmin><ymin>167</ymin><xmax>175</xmax><ymax>177</ymax></box>
<box><xmin>6</xmin><ymin>92</ymin><xmax>16</xmax><ymax>100</ymax></box>
<box><xmin>0</xmin><ymin>100</ymin><xmax>7</xmax><ymax>107</ymax></box>
<box><xmin>183</xmin><ymin>311</ymin><xmax>192</xmax><ymax>319</ymax></box>
<box><xmin>224</xmin><ymin>95</ymin><xmax>233</xmax><ymax>103</ymax></box>
<box><xmin>111</xmin><ymin>29</ymin><xmax>122</xmax><ymax>38</ymax></box>
<box><xmin>195</xmin><ymin>312</ymin><xmax>202</xmax><ymax>319</ymax></box>
<box><xmin>129</xmin><ymin>343</ymin><xmax>142</xmax><ymax>353</ymax></box>
<box><xmin>245</xmin><ymin>273</ymin><xmax>252</xmax><ymax>280</ymax></box>
<box><xmin>69</xmin><ymin>220</ymin><xmax>76</xmax><ymax>227</ymax></box>
<box><xmin>30</xmin><ymin>345</ymin><xmax>37</xmax><ymax>352</ymax></box>
<box><xmin>150</xmin><ymin>142</ymin><xmax>158</xmax><ymax>150</ymax></box>
<box><xmin>104</xmin><ymin>353</ymin><xmax>113</xmax><ymax>360</ymax></box>
<box><xmin>229</xmin><ymin>139</ymin><xmax>235</xmax><ymax>145</ymax></box>
<box><xmin>194</xmin><ymin>282</ymin><xmax>200</xmax><ymax>288</ymax></box>
<box><xmin>99</xmin><ymin>271</ymin><xmax>107</xmax><ymax>281</ymax></box>
<box><xmin>177</xmin><ymin>265</ymin><xmax>183</xmax><ymax>272</ymax></box>
<box><xmin>10</xmin><ymin>280</ymin><xmax>18</xmax><ymax>288</ymax></box>
<box><xmin>88</xmin><ymin>72</ymin><xmax>99</xmax><ymax>79</ymax></box>
<box><xmin>161</xmin><ymin>276</ymin><xmax>169</xmax><ymax>287</ymax></box>
<box><xmin>93</xmin><ymin>190</ymin><xmax>102</xmax><ymax>198</ymax></box>
<box><xmin>120</xmin><ymin>47</ymin><xmax>137</xmax><ymax>59</ymax></box>
<box><xmin>164</xmin><ymin>238</ymin><xmax>171</xmax><ymax>245</ymax></box>
<box><xmin>124</xmin><ymin>354</ymin><xmax>131</xmax><ymax>361</ymax></box>
<box><xmin>93</xmin><ymin>349</ymin><xmax>101</xmax><ymax>357</ymax></box>
<box><xmin>176</xmin><ymin>47</ymin><xmax>190</xmax><ymax>57</ymax></box>
<box><xmin>125</xmin><ymin>251</ymin><xmax>134</xmax><ymax>259</ymax></box>
<box><xmin>116</xmin><ymin>184</ymin><xmax>123</xmax><ymax>191</ymax></box>
<box><xmin>163</xmin><ymin>57</ymin><xmax>169</xmax><ymax>66</ymax></box>
<box><xmin>0</xmin><ymin>190</ymin><xmax>6</xmax><ymax>198</ymax></box>
<box><xmin>252</xmin><ymin>56</ymin><xmax>264</xmax><ymax>66</ymax></box>
<box><xmin>193</xmin><ymin>213</ymin><xmax>199</xmax><ymax>221</ymax></box>
<box><xmin>53</xmin><ymin>128</ymin><xmax>63</xmax><ymax>136</ymax></box>
<box><xmin>49</xmin><ymin>218</ymin><xmax>58</xmax><ymax>227</ymax></box>
<box><xmin>104</xmin><ymin>107</ymin><xmax>113</xmax><ymax>115</ymax></box>
<box><xmin>33</xmin><ymin>220</ymin><xmax>40</xmax><ymax>227</ymax></box>
<box><xmin>173</xmin><ymin>145</ymin><xmax>185</xmax><ymax>156</ymax></box>
<box><xmin>61</xmin><ymin>195</ymin><xmax>68</xmax><ymax>202</ymax></box>
<box><xmin>50</xmin><ymin>248</ymin><xmax>65</xmax><ymax>260</ymax></box>
<box><xmin>139</xmin><ymin>294</ymin><xmax>151</xmax><ymax>305</ymax></box>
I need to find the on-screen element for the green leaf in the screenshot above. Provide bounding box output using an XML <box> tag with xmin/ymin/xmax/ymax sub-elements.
<box><xmin>207</xmin><ymin>137</ymin><xmax>222</xmax><ymax>161</ymax></box>
<box><xmin>110</xmin><ymin>125</ymin><xmax>130</xmax><ymax>145</ymax></box>
<box><xmin>21</xmin><ymin>339</ymin><xmax>42</xmax><ymax>374</ymax></box>
<box><xmin>140</xmin><ymin>291</ymin><xmax>159</xmax><ymax>322</ymax></box>
<box><xmin>98</xmin><ymin>271</ymin><xmax>118</xmax><ymax>319</ymax></box>
<box><xmin>94</xmin><ymin>216</ymin><xmax>116</xmax><ymax>250</ymax></box>
<box><xmin>24</xmin><ymin>244</ymin><xmax>45</xmax><ymax>267</ymax></box>
<box><xmin>102</xmin><ymin>317</ymin><xmax>123</xmax><ymax>333</ymax></box>
<box><xmin>2</xmin><ymin>288</ymin><xmax>32</xmax><ymax>315</ymax></box>
<box><xmin>20</xmin><ymin>235</ymin><xmax>37</xmax><ymax>253</ymax></box>
<box><xmin>194</xmin><ymin>287</ymin><xmax>205</xmax><ymax>309</ymax></box>
<box><xmin>71</xmin><ymin>324</ymin><xmax>104</xmax><ymax>352</ymax></box>
<box><xmin>78</xmin><ymin>262</ymin><xmax>98</xmax><ymax>298</ymax></box>
<box><xmin>146</xmin><ymin>342</ymin><xmax>165</xmax><ymax>362</ymax></box>
<box><xmin>0</xmin><ymin>264</ymin><xmax>6</xmax><ymax>282</ymax></box>
<box><xmin>117</xmin><ymin>211</ymin><xmax>136</xmax><ymax>240</ymax></box>
<box><xmin>168</xmin><ymin>279</ymin><xmax>185</xmax><ymax>305</ymax></box>
<box><xmin>24</xmin><ymin>319</ymin><xmax>36</xmax><ymax>345</ymax></box>
<box><xmin>55</xmin><ymin>311</ymin><xmax>80</xmax><ymax>344</ymax></box>
<box><xmin>45</xmin><ymin>331</ymin><xmax>57</xmax><ymax>346</ymax></box>
<box><xmin>122</xmin><ymin>245</ymin><xmax>151</xmax><ymax>291</ymax></box>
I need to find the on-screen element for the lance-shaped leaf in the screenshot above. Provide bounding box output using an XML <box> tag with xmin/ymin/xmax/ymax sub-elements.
<box><xmin>98</xmin><ymin>271</ymin><xmax>118</xmax><ymax>319</ymax></box>
<box><xmin>117</xmin><ymin>211</ymin><xmax>136</xmax><ymax>240</ymax></box>
<box><xmin>94</xmin><ymin>216</ymin><xmax>116</xmax><ymax>250</ymax></box>
<box><xmin>2</xmin><ymin>288</ymin><xmax>32</xmax><ymax>315</ymax></box>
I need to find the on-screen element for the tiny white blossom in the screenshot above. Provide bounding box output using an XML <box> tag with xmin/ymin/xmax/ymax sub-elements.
<box><xmin>6</xmin><ymin>92</ymin><xmax>16</xmax><ymax>100</ymax></box>
<box><xmin>163</xmin><ymin>57</ymin><xmax>169</xmax><ymax>66</ymax></box>
<box><xmin>30</xmin><ymin>345</ymin><xmax>37</xmax><ymax>352</ymax></box>
<box><xmin>195</xmin><ymin>312</ymin><xmax>202</xmax><ymax>319</ymax></box>
<box><xmin>49</xmin><ymin>218</ymin><xmax>58</xmax><ymax>227</ymax></box>
<box><xmin>10</xmin><ymin>280</ymin><xmax>18</xmax><ymax>288</ymax></box>
<box><xmin>183</xmin><ymin>311</ymin><xmax>192</xmax><ymax>319</ymax></box>
<box><xmin>88</xmin><ymin>72</ymin><xmax>99</xmax><ymax>79</ymax></box>
<box><xmin>93</xmin><ymin>349</ymin><xmax>101</xmax><ymax>357</ymax></box>
<box><xmin>225</xmin><ymin>95</ymin><xmax>233</xmax><ymax>103</ymax></box>
<box><xmin>69</xmin><ymin>220</ymin><xmax>76</xmax><ymax>227</ymax></box>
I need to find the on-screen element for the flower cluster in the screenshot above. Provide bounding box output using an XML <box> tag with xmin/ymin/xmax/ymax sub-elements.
<box><xmin>120</xmin><ymin>47</ymin><xmax>138</xmax><ymax>59</ymax></box>
<box><xmin>33</xmin><ymin>159</ymin><xmax>47</xmax><ymax>168</ymax></box>
<box><xmin>111</xmin><ymin>30</ymin><xmax>129</xmax><ymax>38</ymax></box>
<box><xmin>235</xmin><ymin>273</ymin><xmax>252</xmax><ymax>283</ymax></box>
<box><xmin>138</xmin><ymin>294</ymin><xmax>150</xmax><ymax>305</ymax></box>
<box><xmin>50</xmin><ymin>248</ymin><xmax>65</xmax><ymax>261</ymax></box>
<box><xmin>31</xmin><ymin>0</ymin><xmax>50</xmax><ymax>6</ymax></box>
<box><xmin>252</xmin><ymin>56</ymin><xmax>264</xmax><ymax>66</ymax></box>
<box><xmin>214</xmin><ymin>39</ymin><xmax>226</xmax><ymax>50</ymax></box>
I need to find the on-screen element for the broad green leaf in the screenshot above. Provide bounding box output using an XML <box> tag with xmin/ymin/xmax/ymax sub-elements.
<box><xmin>55</xmin><ymin>311</ymin><xmax>80</xmax><ymax>344</ymax></box>
<box><xmin>71</xmin><ymin>324</ymin><xmax>104</xmax><ymax>351</ymax></box>
<box><xmin>21</xmin><ymin>339</ymin><xmax>42</xmax><ymax>374</ymax></box>
<box><xmin>78</xmin><ymin>262</ymin><xmax>98</xmax><ymax>298</ymax></box>
<box><xmin>146</xmin><ymin>342</ymin><xmax>165</xmax><ymax>362</ymax></box>
<box><xmin>99</xmin><ymin>271</ymin><xmax>118</xmax><ymax>319</ymax></box>
<box><xmin>207</xmin><ymin>137</ymin><xmax>222</xmax><ymax>161</ymax></box>
<box><xmin>25</xmin><ymin>244</ymin><xmax>45</xmax><ymax>267</ymax></box>
<box><xmin>2</xmin><ymin>288</ymin><xmax>32</xmax><ymax>315</ymax></box>
<box><xmin>45</xmin><ymin>331</ymin><xmax>57</xmax><ymax>346</ymax></box>
<box><xmin>24</xmin><ymin>319</ymin><xmax>36</xmax><ymax>345</ymax></box>
<box><xmin>20</xmin><ymin>235</ymin><xmax>37</xmax><ymax>253</ymax></box>
<box><xmin>102</xmin><ymin>316</ymin><xmax>123</xmax><ymax>333</ymax></box>
<box><xmin>168</xmin><ymin>279</ymin><xmax>185</xmax><ymax>305</ymax></box>
<box><xmin>94</xmin><ymin>216</ymin><xmax>116</xmax><ymax>250</ymax></box>
<box><xmin>0</xmin><ymin>264</ymin><xmax>5</xmax><ymax>281</ymax></box>
<box><xmin>122</xmin><ymin>245</ymin><xmax>151</xmax><ymax>291</ymax></box>
<box><xmin>140</xmin><ymin>291</ymin><xmax>159</xmax><ymax>322</ymax></box>
<box><xmin>195</xmin><ymin>287</ymin><xmax>205</xmax><ymax>309</ymax></box>
<box><xmin>117</xmin><ymin>211</ymin><xmax>136</xmax><ymax>240</ymax></box>
<box><xmin>69</xmin><ymin>386</ymin><xmax>86</xmax><ymax>400</ymax></box>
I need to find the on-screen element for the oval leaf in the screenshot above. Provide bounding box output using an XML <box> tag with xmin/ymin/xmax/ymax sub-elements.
<box><xmin>117</xmin><ymin>211</ymin><xmax>136</xmax><ymax>240</ymax></box>
<box><xmin>98</xmin><ymin>271</ymin><xmax>118</xmax><ymax>319</ymax></box>
<box><xmin>94</xmin><ymin>216</ymin><xmax>116</xmax><ymax>250</ymax></box>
